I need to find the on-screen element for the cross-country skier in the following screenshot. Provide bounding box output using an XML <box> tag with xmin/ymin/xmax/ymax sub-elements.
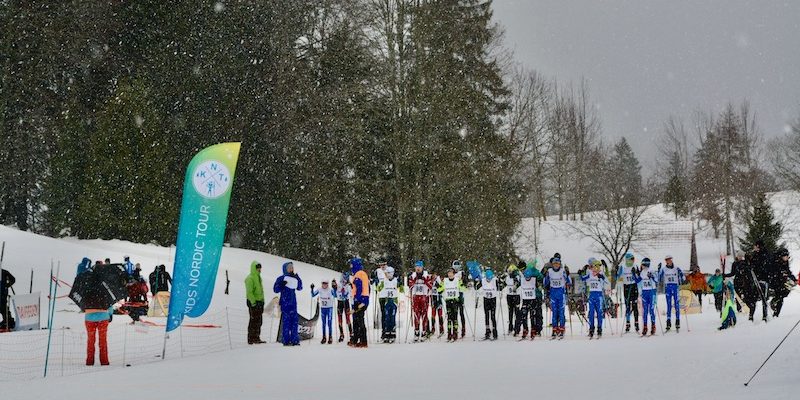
<box><xmin>409</xmin><ymin>261</ymin><xmax>434</xmax><ymax>342</ymax></box>
<box><xmin>377</xmin><ymin>266</ymin><xmax>403</xmax><ymax>343</ymax></box>
<box><xmin>658</xmin><ymin>255</ymin><xmax>684</xmax><ymax>332</ymax></box>
<box><xmin>476</xmin><ymin>268</ymin><xmax>499</xmax><ymax>340</ymax></box>
<box><xmin>633</xmin><ymin>257</ymin><xmax>657</xmax><ymax>336</ymax></box>
<box><xmin>717</xmin><ymin>281</ymin><xmax>737</xmax><ymax>330</ymax></box>
<box><xmin>453</xmin><ymin>260</ymin><xmax>468</xmax><ymax>339</ymax></box>
<box><xmin>332</xmin><ymin>273</ymin><xmax>353</xmax><ymax>342</ymax></box>
<box><xmin>311</xmin><ymin>280</ymin><xmax>336</xmax><ymax>344</ymax></box>
<box><xmin>372</xmin><ymin>260</ymin><xmax>388</xmax><ymax>331</ymax></box>
<box><xmin>430</xmin><ymin>274</ymin><xmax>445</xmax><ymax>338</ymax></box>
<box><xmin>515</xmin><ymin>262</ymin><xmax>542</xmax><ymax>339</ymax></box>
<box><xmin>616</xmin><ymin>253</ymin><xmax>640</xmax><ymax>333</ymax></box>
<box><xmin>580</xmin><ymin>260</ymin><xmax>609</xmax><ymax>339</ymax></box>
<box><xmin>544</xmin><ymin>258</ymin><xmax>570</xmax><ymax>339</ymax></box>
<box><xmin>437</xmin><ymin>267</ymin><xmax>467</xmax><ymax>342</ymax></box>
<box><xmin>504</xmin><ymin>264</ymin><xmax>521</xmax><ymax>335</ymax></box>
<box><xmin>706</xmin><ymin>269</ymin><xmax>724</xmax><ymax>314</ymax></box>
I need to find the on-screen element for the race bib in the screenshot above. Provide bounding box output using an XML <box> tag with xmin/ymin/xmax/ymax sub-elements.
<box><xmin>483</xmin><ymin>290</ymin><xmax>496</xmax><ymax>299</ymax></box>
<box><xmin>522</xmin><ymin>289</ymin><xmax>536</xmax><ymax>299</ymax></box>
<box><xmin>642</xmin><ymin>279</ymin><xmax>654</xmax><ymax>289</ymax></box>
<box><xmin>446</xmin><ymin>289</ymin><xmax>458</xmax><ymax>299</ymax></box>
<box><xmin>414</xmin><ymin>284</ymin><xmax>427</xmax><ymax>294</ymax></box>
<box><xmin>385</xmin><ymin>289</ymin><xmax>397</xmax><ymax>298</ymax></box>
<box><xmin>320</xmin><ymin>298</ymin><xmax>332</xmax><ymax>308</ymax></box>
<box><xmin>589</xmin><ymin>281</ymin><xmax>600</xmax><ymax>290</ymax></box>
<box><xmin>666</xmin><ymin>275</ymin><xmax>677</xmax><ymax>284</ymax></box>
<box><xmin>550</xmin><ymin>278</ymin><xmax>564</xmax><ymax>288</ymax></box>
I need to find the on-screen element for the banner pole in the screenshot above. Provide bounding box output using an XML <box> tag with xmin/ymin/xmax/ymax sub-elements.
<box><xmin>43</xmin><ymin>263</ymin><xmax>60</xmax><ymax>377</ymax></box>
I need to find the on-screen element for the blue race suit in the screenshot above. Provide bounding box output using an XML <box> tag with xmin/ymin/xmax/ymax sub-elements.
<box><xmin>659</xmin><ymin>265</ymin><xmax>684</xmax><ymax>323</ymax></box>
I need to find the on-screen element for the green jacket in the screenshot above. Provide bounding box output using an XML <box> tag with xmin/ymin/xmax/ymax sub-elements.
<box><xmin>245</xmin><ymin>261</ymin><xmax>265</xmax><ymax>304</ymax></box>
<box><xmin>707</xmin><ymin>274</ymin><xmax>724</xmax><ymax>294</ymax></box>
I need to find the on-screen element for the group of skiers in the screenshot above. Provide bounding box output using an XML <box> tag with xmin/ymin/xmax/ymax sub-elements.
<box><xmin>296</xmin><ymin>242</ymin><xmax>794</xmax><ymax>346</ymax></box>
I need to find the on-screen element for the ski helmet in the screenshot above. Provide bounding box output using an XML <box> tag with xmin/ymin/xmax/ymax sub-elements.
<box><xmin>641</xmin><ymin>258</ymin><xmax>651</xmax><ymax>267</ymax></box>
<box><xmin>625</xmin><ymin>253</ymin><xmax>634</xmax><ymax>260</ymax></box>
<box><xmin>551</xmin><ymin>257</ymin><xmax>562</xmax><ymax>268</ymax></box>
<box><xmin>415</xmin><ymin>260</ymin><xmax>424</xmax><ymax>269</ymax></box>
<box><xmin>485</xmin><ymin>269</ymin><xmax>495</xmax><ymax>280</ymax></box>
<box><xmin>523</xmin><ymin>267</ymin><xmax>535</xmax><ymax>279</ymax></box>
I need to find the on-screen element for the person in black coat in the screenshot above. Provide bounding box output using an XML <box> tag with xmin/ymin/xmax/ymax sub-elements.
<box><xmin>1</xmin><ymin>269</ymin><xmax>16</xmax><ymax>330</ymax></box>
<box><xmin>148</xmin><ymin>265</ymin><xmax>172</xmax><ymax>295</ymax></box>
<box><xmin>769</xmin><ymin>248</ymin><xmax>793</xmax><ymax>317</ymax></box>
<box><xmin>726</xmin><ymin>250</ymin><xmax>767</xmax><ymax>321</ymax></box>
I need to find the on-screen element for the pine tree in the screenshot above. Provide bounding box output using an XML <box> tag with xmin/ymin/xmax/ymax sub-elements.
<box><xmin>739</xmin><ymin>192</ymin><xmax>783</xmax><ymax>253</ymax></box>
<box><xmin>663</xmin><ymin>151</ymin><xmax>688</xmax><ymax>219</ymax></box>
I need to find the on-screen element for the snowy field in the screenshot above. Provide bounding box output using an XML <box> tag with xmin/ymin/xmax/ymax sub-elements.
<box><xmin>0</xmin><ymin>192</ymin><xmax>799</xmax><ymax>399</ymax></box>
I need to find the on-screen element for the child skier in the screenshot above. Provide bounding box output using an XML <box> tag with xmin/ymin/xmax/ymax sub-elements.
<box><xmin>580</xmin><ymin>260</ymin><xmax>609</xmax><ymax>339</ymax></box>
<box><xmin>409</xmin><ymin>261</ymin><xmax>433</xmax><ymax>342</ymax></box>
<box><xmin>377</xmin><ymin>267</ymin><xmax>403</xmax><ymax>343</ymax></box>
<box><xmin>633</xmin><ymin>257</ymin><xmax>658</xmax><ymax>336</ymax></box>
<box><xmin>658</xmin><ymin>255</ymin><xmax>685</xmax><ymax>332</ymax></box>
<box><xmin>544</xmin><ymin>258</ymin><xmax>571</xmax><ymax>339</ymax></box>
<box><xmin>453</xmin><ymin>260</ymin><xmax>468</xmax><ymax>339</ymax></box>
<box><xmin>476</xmin><ymin>268</ymin><xmax>500</xmax><ymax>340</ymax></box>
<box><xmin>438</xmin><ymin>267</ymin><xmax>467</xmax><ymax>342</ymax></box>
<box><xmin>718</xmin><ymin>281</ymin><xmax>737</xmax><ymax>330</ymax></box>
<box><xmin>311</xmin><ymin>280</ymin><xmax>336</xmax><ymax>344</ymax></box>
<box><xmin>505</xmin><ymin>264</ymin><xmax>521</xmax><ymax>335</ymax></box>
<box><xmin>615</xmin><ymin>253</ymin><xmax>640</xmax><ymax>333</ymax></box>
<box><xmin>707</xmin><ymin>269</ymin><xmax>724</xmax><ymax>314</ymax></box>
<box><xmin>430</xmin><ymin>274</ymin><xmax>445</xmax><ymax>338</ymax></box>
<box><xmin>515</xmin><ymin>262</ymin><xmax>543</xmax><ymax>339</ymax></box>
<box><xmin>333</xmin><ymin>273</ymin><xmax>353</xmax><ymax>343</ymax></box>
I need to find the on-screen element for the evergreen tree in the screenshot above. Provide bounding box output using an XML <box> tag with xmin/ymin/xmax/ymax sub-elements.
<box><xmin>739</xmin><ymin>192</ymin><xmax>783</xmax><ymax>253</ymax></box>
<box><xmin>663</xmin><ymin>151</ymin><xmax>688</xmax><ymax>218</ymax></box>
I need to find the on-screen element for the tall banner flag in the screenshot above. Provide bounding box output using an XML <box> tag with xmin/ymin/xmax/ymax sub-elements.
<box><xmin>167</xmin><ymin>142</ymin><xmax>241</xmax><ymax>332</ymax></box>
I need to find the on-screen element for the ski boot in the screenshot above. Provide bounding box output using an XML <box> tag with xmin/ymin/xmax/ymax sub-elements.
<box><xmin>492</xmin><ymin>328</ymin><xmax>498</xmax><ymax>340</ymax></box>
<box><xmin>521</xmin><ymin>329</ymin><xmax>528</xmax><ymax>340</ymax></box>
<box><xmin>597</xmin><ymin>328</ymin><xmax>602</xmax><ymax>339</ymax></box>
<box><xmin>665</xmin><ymin>319</ymin><xmax>672</xmax><ymax>332</ymax></box>
<box><xmin>558</xmin><ymin>327</ymin><xmax>565</xmax><ymax>340</ymax></box>
<box><xmin>635</xmin><ymin>322</ymin><xmax>640</xmax><ymax>333</ymax></box>
<box><xmin>675</xmin><ymin>319</ymin><xmax>680</xmax><ymax>333</ymax></box>
<box><xmin>641</xmin><ymin>325</ymin><xmax>648</xmax><ymax>336</ymax></box>
<box><xmin>588</xmin><ymin>327</ymin><xmax>594</xmax><ymax>339</ymax></box>
<box><xmin>461</xmin><ymin>327</ymin><xmax>466</xmax><ymax>339</ymax></box>
<box><xmin>484</xmin><ymin>330</ymin><xmax>491</xmax><ymax>340</ymax></box>
<box><xmin>327</xmin><ymin>336</ymin><xmax>332</xmax><ymax>344</ymax></box>
<box><xmin>413</xmin><ymin>331</ymin><xmax>421</xmax><ymax>343</ymax></box>
<box><xmin>551</xmin><ymin>330</ymin><xmax>557</xmax><ymax>340</ymax></box>
<box><xmin>338</xmin><ymin>333</ymin><xmax>345</xmax><ymax>343</ymax></box>
<box><xmin>321</xmin><ymin>335</ymin><xmax>327</xmax><ymax>345</ymax></box>
<box><xmin>650</xmin><ymin>323</ymin><xmax>656</xmax><ymax>336</ymax></box>
<box><xmin>625</xmin><ymin>322</ymin><xmax>631</xmax><ymax>333</ymax></box>
<box><xmin>530</xmin><ymin>330</ymin><xmax>538</xmax><ymax>340</ymax></box>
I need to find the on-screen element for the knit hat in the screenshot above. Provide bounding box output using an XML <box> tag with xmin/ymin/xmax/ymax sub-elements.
<box><xmin>641</xmin><ymin>258</ymin><xmax>651</xmax><ymax>267</ymax></box>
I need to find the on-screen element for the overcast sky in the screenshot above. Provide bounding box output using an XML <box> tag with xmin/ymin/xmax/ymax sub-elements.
<box><xmin>492</xmin><ymin>0</ymin><xmax>800</xmax><ymax>172</ymax></box>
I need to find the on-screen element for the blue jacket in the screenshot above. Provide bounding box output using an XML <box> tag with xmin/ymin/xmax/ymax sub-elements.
<box><xmin>76</xmin><ymin>257</ymin><xmax>92</xmax><ymax>276</ymax></box>
<box><xmin>273</xmin><ymin>262</ymin><xmax>302</xmax><ymax>311</ymax></box>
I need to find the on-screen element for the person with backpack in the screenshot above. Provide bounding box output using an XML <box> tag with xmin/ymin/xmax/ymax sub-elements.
<box><xmin>149</xmin><ymin>265</ymin><xmax>172</xmax><ymax>295</ymax></box>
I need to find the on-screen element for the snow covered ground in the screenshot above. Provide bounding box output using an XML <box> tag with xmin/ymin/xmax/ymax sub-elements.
<box><xmin>1</xmin><ymin>191</ymin><xmax>799</xmax><ymax>399</ymax></box>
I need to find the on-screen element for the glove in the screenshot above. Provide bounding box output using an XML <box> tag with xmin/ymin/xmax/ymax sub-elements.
<box><xmin>310</xmin><ymin>283</ymin><xmax>315</xmax><ymax>290</ymax></box>
<box><xmin>281</xmin><ymin>280</ymin><xmax>288</xmax><ymax>286</ymax></box>
<box><xmin>256</xmin><ymin>301</ymin><xmax>264</xmax><ymax>307</ymax></box>
<box><xmin>247</xmin><ymin>300</ymin><xmax>253</xmax><ymax>307</ymax></box>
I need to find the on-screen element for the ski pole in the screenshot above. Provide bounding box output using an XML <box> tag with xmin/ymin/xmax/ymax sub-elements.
<box><xmin>498</xmin><ymin>294</ymin><xmax>506</xmax><ymax>339</ymax></box>
<box><xmin>472</xmin><ymin>291</ymin><xmax>479</xmax><ymax>341</ymax></box>
<box><xmin>654</xmin><ymin>293</ymin><xmax>664</xmax><ymax>335</ymax></box>
<box><xmin>744</xmin><ymin>317</ymin><xmax>800</xmax><ymax>386</ymax></box>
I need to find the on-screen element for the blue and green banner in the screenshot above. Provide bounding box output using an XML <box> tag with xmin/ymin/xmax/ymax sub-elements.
<box><xmin>167</xmin><ymin>142</ymin><xmax>241</xmax><ymax>332</ymax></box>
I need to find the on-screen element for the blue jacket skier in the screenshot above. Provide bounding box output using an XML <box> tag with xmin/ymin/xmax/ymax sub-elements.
<box><xmin>632</xmin><ymin>257</ymin><xmax>658</xmax><ymax>336</ymax></box>
<box><xmin>543</xmin><ymin>257</ymin><xmax>570</xmax><ymax>339</ymax></box>
<box><xmin>273</xmin><ymin>261</ymin><xmax>303</xmax><ymax>346</ymax></box>
<box><xmin>658</xmin><ymin>255</ymin><xmax>684</xmax><ymax>332</ymax></box>
<box><xmin>581</xmin><ymin>259</ymin><xmax>609</xmax><ymax>338</ymax></box>
<box><xmin>76</xmin><ymin>257</ymin><xmax>92</xmax><ymax>276</ymax></box>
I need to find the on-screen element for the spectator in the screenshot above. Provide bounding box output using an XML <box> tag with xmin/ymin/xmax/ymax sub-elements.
<box><xmin>149</xmin><ymin>265</ymin><xmax>172</xmax><ymax>295</ymax></box>
<box><xmin>273</xmin><ymin>261</ymin><xmax>302</xmax><ymax>346</ymax></box>
<box><xmin>348</xmin><ymin>257</ymin><xmax>370</xmax><ymax>348</ymax></box>
<box><xmin>726</xmin><ymin>250</ymin><xmax>767</xmax><ymax>322</ymax></box>
<box><xmin>706</xmin><ymin>269</ymin><xmax>724</xmax><ymax>314</ymax></box>
<box><xmin>83</xmin><ymin>285</ymin><xmax>112</xmax><ymax>366</ymax></box>
<box><xmin>76</xmin><ymin>257</ymin><xmax>92</xmax><ymax>276</ymax></box>
<box><xmin>687</xmin><ymin>266</ymin><xmax>707</xmax><ymax>311</ymax></box>
<box><xmin>123</xmin><ymin>256</ymin><xmax>134</xmax><ymax>276</ymax></box>
<box><xmin>104</xmin><ymin>258</ymin><xmax>111</xmax><ymax>265</ymax></box>
<box><xmin>122</xmin><ymin>277</ymin><xmax>149</xmax><ymax>323</ymax></box>
<box><xmin>1</xmin><ymin>268</ymin><xmax>16</xmax><ymax>331</ymax></box>
<box><xmin>769</xmin><ymin>248</ymin><xmax>793</xmax><ymax>317</ymax></box>
<box><xmin>245</xmin><ymin>261</ymin><xmax>265</xmax><ymax>344</ymax></box>
<box><xmin>132</xmin><ymin>263</ymin><xmax>143</xmax><ymax>280</ymax></box>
